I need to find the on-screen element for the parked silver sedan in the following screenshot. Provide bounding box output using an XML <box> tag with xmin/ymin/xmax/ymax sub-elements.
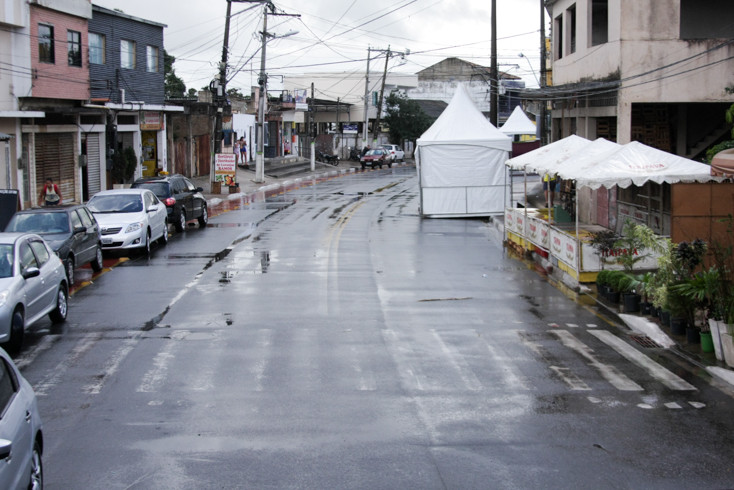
<box><xmin>87</xmin><ymin>189</ymin><xmax>168</xmax><ymax>256</ymax></box>
<box><xmin>0</xmin><ymin>346</ymin><xmax>43</xmax><ymax>489</ymax></box>
<box><xmin>0</xmin><ymin>232</ymin><xmax>68</xmax><ymax>352</ymax></box>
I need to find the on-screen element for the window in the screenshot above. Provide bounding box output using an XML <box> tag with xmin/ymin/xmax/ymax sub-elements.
<box><xmin>566</xmin><ymin>4</ymin><xmax>577</xmax><ymax>55</ymax></box>
<box><xmin>554</xmin><ymin>15</ymin><xmax>564</xmax><ymax>60</ymax></box>
<box><xmin>0</xmin><ymin>359</ymin><xmax>19</xmax><ymax>414</ymax></box>
<box><xmin>146</xmin><ymin>46</ymin><xmax>159</xmax><ymax>73</ymax></box>
<box><xmin>19</xmin><ymin>241</ymin><xmax>38</xmax><ymax>273</ymax></box>
<box><xmin>121</xmin><ymin>40</ymin><xmax>136</xmax><ymax>69</ymax></box>
<box><xmin>68</xmin><ymin>30</ymin><xmax>82</xmax><ymax>67</ymax></box>
<box><xmin>29</xmin><ymin>240</ymin><xmax>50</xmax><ymax>266</ymax></box>
<box><xmin>38</xmin><ymin>24</ymin><xmax>55</xmax><ymax>63</ymax></box>
<box><xmin>70</xmin><ymin>210</ymin><xmax>82</xmax><ymax>230</ymax></box>
<box><xmin>591</xmin><ymin>0</ymin><xmax>609</xmax><ymax>46</ymax></box>
<box><xmin>89</xmin><ymin>33</ymin><xmax>105</xmax><ymax>64</ymax></box>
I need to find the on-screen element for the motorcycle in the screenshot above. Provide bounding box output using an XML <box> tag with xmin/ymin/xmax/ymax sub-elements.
<box><xmin>318</xmin><ymin>151</ymin><xmax>340</xmax><ymax>166</ymax></box>
<box><xmin>348</xmin><ymin>147</ymin><xmax>361</xmax><ymax>161</ymax></box>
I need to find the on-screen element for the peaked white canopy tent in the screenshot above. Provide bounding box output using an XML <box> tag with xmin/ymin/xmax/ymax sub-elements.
<box><xmin>416</xmin><ymin>84</ymin><xmax>512</xmax><ymax>217</ymax></box>
<box><xmin>504</xmin><ymin>135</ymin><xmax>721</xmax><ymax>284</ymax></box>
<box><xmin>500</xmin><ymin>106</ymin><xmax>537</xmax><ymax>136</ymax></box>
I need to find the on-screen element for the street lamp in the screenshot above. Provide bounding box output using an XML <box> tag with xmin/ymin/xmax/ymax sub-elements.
<box><xmin>518</xmin><ymin>53</ymin><xmax>540</xmax><ymax>87</ymax></box>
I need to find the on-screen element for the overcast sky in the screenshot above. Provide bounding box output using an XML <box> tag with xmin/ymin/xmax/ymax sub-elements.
<box><xmin>94</xmin><ymin>0</ymin><xmax>547</xmax><ymax>95</ymax></box>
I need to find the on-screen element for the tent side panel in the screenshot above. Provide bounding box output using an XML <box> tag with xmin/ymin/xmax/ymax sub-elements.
<box><xmin>422</xmin><ymin>187</ymin><xmax>467</xmax><ymax>215</ymax></box>
<box><xmin>467</xmin><ymin>186</ymin><xmax>506</xmax><ymax>215</ymax></box>
<box><xmin>419</xmin><ymin>145</ymin><xmax>508</xmax><ymax>187</ymax></box>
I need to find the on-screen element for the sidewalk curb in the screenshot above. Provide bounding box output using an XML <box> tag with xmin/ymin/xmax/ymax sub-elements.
<box><xmin>490</xmin><ymin>216</ymin><xmax>734</xmax><ymax>388</ymax></box>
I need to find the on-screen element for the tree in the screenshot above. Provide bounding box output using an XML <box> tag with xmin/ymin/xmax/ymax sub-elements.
<box><xmin>382</xmin><ymin>92</ymin><xmax>432</xmax><ymax>148</ymax></box>
<box><xmin>706</xmin><ymin>102</ymin><xmax>734</xmax><ymax>162</ymax></box>
<box><xmin>164</xmin><ymin>50</ymin><xmax>186</xmax><ymax>98</ymax></box>
<box><xmin>227</xmin><ymin>87</ymin><xmax>246</xmax><ymax>100</ymax></box>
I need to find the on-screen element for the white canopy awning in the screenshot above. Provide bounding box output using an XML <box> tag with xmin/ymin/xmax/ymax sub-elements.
<box><xmin>507</xmin><ymin>136</ymin><xmax>721</xmax><ymax>189</ymax></box>
<box><xmin>505</xmin><ymin>134</ymin><xmax>591</xmax><ymax>172</ymax></box>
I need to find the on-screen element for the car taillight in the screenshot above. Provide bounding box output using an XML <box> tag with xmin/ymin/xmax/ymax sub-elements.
<box><xmin>163</xmin><ymin>197</ymin><xmax>176</xmax><ymax>207</ymax></box>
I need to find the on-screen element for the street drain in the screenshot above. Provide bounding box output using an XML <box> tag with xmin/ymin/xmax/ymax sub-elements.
<box><xmin>630</xmin><ymin>335</ymin><xmax>660</xmax><ymax>348</ymax></box>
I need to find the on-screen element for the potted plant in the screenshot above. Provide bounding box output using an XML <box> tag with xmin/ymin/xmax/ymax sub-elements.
<box><xmin>111</xmin><ymin>146</ymin><xmax>138</xmax><ymax>185</ymax></box>
<box><xmin>636</xmin><ymin>272</ymin><xmax>654</xmax><ymax>315</ymax></box>
<box><xmin>590</xmin><ymin>229</ymin><xmax>618</xmax><ymax>270</ymax></box>
<box><xmin>595</xmin><ymin>270</ymin><xmax>612</xmax><ymax>300</ymax></box>
<box><xmin>673</xmin><ymin>267</ymin><xmax>721</xmax><ymax>351</ymax></box>
<box><xmin>605</xmin><ymin>270</ymin><xmax>628</xmax><ymax>303</ymax></box>
<box><xmin>618</xmin><ymin>273</ymin><xmax>641</xmax><ymax>313</ymax></box>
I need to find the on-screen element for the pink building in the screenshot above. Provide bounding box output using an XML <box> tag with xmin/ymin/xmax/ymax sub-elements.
<box><xmin>29</xmin><ymin>2</ymin><xmax>90</xmax><ymax>100</ymax></box>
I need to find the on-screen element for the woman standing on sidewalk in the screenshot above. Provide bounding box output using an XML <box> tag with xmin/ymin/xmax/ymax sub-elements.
<box><xmin>233</xmin><ymin>138</ymin><xmax>241</xmax><ymax>164</ymax></box>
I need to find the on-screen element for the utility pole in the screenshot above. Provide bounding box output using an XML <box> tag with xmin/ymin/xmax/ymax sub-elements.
<box><xmin>372</xmin><ymin>45</ymin><xmax>391</xmax><ymax>145</ymax></box>
<box><xmin>362</xmin><ymin>47</ymin><xmax>371</xmax><ymax>149</ymax></box>
<box><xmin>254</xmin><ymin>3</ymin><xmax>300</xmax><ymax>183</ymax></box>
<box><xmin>490</xmin><ymin>0</ymin><xmax>498</xmax><ymax>126</ymax></box>
<box><xmin>255</xmin><ymin>4</ymin><xmax>270</xmax><ymax>183</ymax></box>
<box><xmin>369</xmin><ymin>46</ymin><xmax>408</xmax><ymax>146</ymax></box>
<box><xmin>213</xmin><ymin>0</ymin><xmax>233</xmax><ymax>157</ymax></box>
<box><xmin>539</xmin><ymin>0</ymin><xmax>547</xmax><ymax>144</ymax></box>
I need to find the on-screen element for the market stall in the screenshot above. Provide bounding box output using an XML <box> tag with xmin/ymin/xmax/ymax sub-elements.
<box><xmin>505</xmin><ymin>136</ymin><xmax>721</xmax><ymax>283</ymax></box>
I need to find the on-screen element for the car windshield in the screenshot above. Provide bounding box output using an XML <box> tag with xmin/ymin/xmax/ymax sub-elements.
<box><xmin>88</xmin><ymin>194</ymin><xmax>143</xmax><ymax>213</ymax></box>
<box><xmin>6</xmin><ymin>212</ymin><xmax>69</xmax><ymax>234</ymax></box>
<box><xmin>0</xmin><ymin>244</ymin><xmax>13</xmax><ymax>278</ymax></box>
<box><xmin>133</xmin><ymin>182</ymin><xmax>169</xmax><ymax>199</ymax></box>
<box><xmin>367</xmin><ymin>150</ymin><xmax>382</xmax><ymax>156</ymax></box>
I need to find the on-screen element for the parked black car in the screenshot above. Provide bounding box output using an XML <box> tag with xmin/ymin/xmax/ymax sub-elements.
<box><xmin>131</xmin><ymin>174</ymin><xmax>208</xmax><ymax>232</ymax></box>
<box><xmin>4</xmin><ymin>204</ymin><xmax>103</xmax><ymax>285</ymax></box>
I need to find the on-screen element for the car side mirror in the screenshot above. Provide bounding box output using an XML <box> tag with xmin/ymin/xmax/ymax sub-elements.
<box><xmin>196</xmin><ymin>187</ymin><xmax>204</xmax><ymax>192</ymax></box>
<box><xmin>22</xmin><ymin>267</ymin><xmax>40</xmax><ymax>279</ymax></box>
<box><xmin>73</xmin><ymin>225</ymin><xmax>86</xmax><ymax>234</ymax></box>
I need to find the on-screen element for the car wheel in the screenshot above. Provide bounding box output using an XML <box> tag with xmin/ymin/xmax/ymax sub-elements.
<box><xmin>361</xmin><ymin>164</ymin><xmax>366</xmax><ymax>170</ymax></box>
<box><xmin>64</xmin><ymin>256</ymin><xmax>74</xmax><ymax>285</ymax></box>
<box><xmin>29</xmin><ymin>441</ymin><xmax>42</xmax><ymax>490</ymax></box>
<box><xmin>142</xmin><ymin>230</ymin><xmax>151</xmax><ymax>256</ymax></box>
<box><xmin>49</xmin><ymin>283</ymin><xmax>68</xmax><ymax>324</ymax></box>
<box><xmin>160</xmin><ymin>221</ymin><xmax>169</xmax><ymax>245</ymax></box>
<box><xmin>91</xmin><ymin>245</ymin><xmax>103</xmax><ymax>272</ymax></box>
<box><xmin>198</xmin><ymin>204</ymin><xmax>208</xmax><ymax>227</ymax></box>
<box><xmin>175</xmin><ymin>210</ymin><xmax>187</xmax><ymax>232</ymax></box>
<box><xmin>3</xmin><ymin>309</ymin><xmax>24</xmax><ymax>354</ymax></box>
<box><xmin>388</xmin><ymin>162</ymin><xmax>392</xmax><ymax>168</ymax></box>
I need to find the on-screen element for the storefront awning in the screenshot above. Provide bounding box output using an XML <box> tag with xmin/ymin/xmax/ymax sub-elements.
<box><xmin>711</xmin><ymin>148</ymin><xmax>734</xmax><ymax>178</ymax></box>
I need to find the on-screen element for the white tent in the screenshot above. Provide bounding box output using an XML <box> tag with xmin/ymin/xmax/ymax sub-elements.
<box><xmin>416</xmin><ymin>84</ymin><xmax>512</xmax><ymax>217</ymax></box>
<box><xmin>506</xmin><ymin>134</ymin><xmax>591</xmax><ymax>172</ymax></box>
<box><xmin>500</xmin><ymin>106</ymin><xmax>537</xmax><ymax>136</ymax></box>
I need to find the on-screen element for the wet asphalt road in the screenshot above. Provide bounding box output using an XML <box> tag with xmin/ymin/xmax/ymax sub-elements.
<box><xmin>13</xmin><ymin>165</ymin><xmax>734</xmax><ymax>489</ymax></box>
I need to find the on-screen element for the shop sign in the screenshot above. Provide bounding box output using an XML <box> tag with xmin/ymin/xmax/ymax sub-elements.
<box><xmin>140</xmin><ymin>112</ymin><xmax>162</xmax><ymax>130</ymax></box>
<box><xmin>343</xmin><ymin>124</ymin><xmax>358</xmax><ymax>134</ymax></box>
<box><xmin>295</xmin><ymin>89</ymin><xmax>308</xmax><ymax>111</ymax></box>
<box><xmin>214</xmin><ymin>153</ymin><xmax>237</xmax><ymax>185</ymax></box>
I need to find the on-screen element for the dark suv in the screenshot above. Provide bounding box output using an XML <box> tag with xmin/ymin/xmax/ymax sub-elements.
<box><xmin>131</xmin><ymin>174</ymin><xmax>208</xmax><ymax>232</ymax></box>
<box><xmin>4</xmin><ymin>204</ymin><xmax>103</xmax><ymax>285</ymax></box>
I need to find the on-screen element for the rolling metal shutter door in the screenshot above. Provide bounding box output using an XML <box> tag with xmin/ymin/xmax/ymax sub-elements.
<box><xmin>35</xmin><ymin>133</ymin><xmax>75</xmax><ymax>202</ymax></box>
<box><xmin>86</xmin><ymin>134</ymin><xmax>101</xmax><ymax>196</ymax></box>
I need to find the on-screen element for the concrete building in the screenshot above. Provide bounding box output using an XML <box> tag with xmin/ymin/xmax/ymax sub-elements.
<box><xmin>407</xmin><ymin>57</ymin><xmax>524</xmax><ymax>122</ymax></box>
<box><xmin>544</xmin><ymin>0</ymin><xmax>734</xmax><ymax>156</ymax></box>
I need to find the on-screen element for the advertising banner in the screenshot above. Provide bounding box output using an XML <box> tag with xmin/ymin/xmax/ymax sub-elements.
<box><xmin>215</xmin><ymin>153</ymin><xmax>237</xmax><ymax>185</ymax></box>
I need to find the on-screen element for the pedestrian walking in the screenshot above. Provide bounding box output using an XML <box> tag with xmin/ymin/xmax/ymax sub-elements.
<box><xmin>39</xmin><ymin>177</ymin><xmax>62</xmax><ymax>206</ymax></box>
<box><xmin>233</xmin><ymin>138</ymin><xmax>240</xmax><ymax>164</ymax></box>
<box><xmin>240</xmin><ymin>137</ymin><xmax>248</xmax><ymax>168</ymax></box>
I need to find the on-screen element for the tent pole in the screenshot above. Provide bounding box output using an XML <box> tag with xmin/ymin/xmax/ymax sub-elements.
<box><xmin>576</xmin><ymin>184</ymin><xmax>580</xmax><ymax>280</ymax></box>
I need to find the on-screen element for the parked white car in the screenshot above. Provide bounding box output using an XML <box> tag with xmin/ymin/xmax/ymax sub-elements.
<box><xmin>380</xmin><ymin>144</ymin><xmax>405</xmax><ymax>163</ymax></box>
<box><xmin>87</xmin><ymin>189</ymin><xmax>168</xmax><ymax>256</ymax></box>
<box><xmin>0</xmin><ymin>346</ymin><xmax>43</xmax><ymax>489</ymax></box>
<box><xmin>0</xmin><ymin>232</ymin><xmax>68</xmax><ymax>352</ymax></box>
